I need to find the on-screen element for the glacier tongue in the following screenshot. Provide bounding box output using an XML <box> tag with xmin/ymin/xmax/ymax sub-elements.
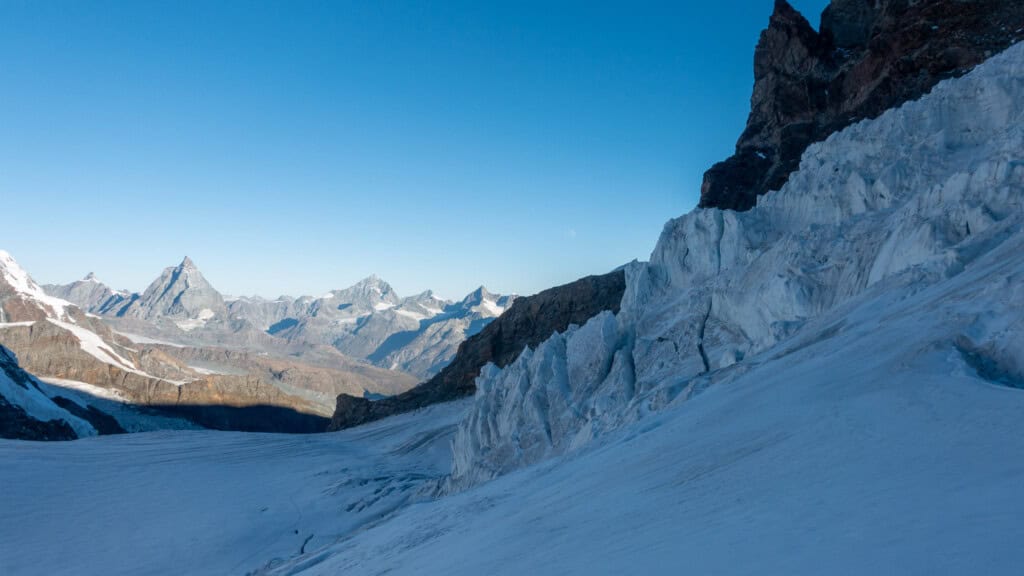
<box><xmin>448</xmin><ymin>42</ymin><xmax>1024</xmax><ymax>490</ymax></box>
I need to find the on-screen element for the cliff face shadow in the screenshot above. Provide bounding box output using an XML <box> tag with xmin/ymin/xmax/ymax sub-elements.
<box><xmin>267</xmin><ymin>317</ymin><xmax>300</xmax><ymax>335</ymax></box>
<box><xmin>146</xmin><ymin>403</ymin><xmax>331</xmax><ymax>433</ymax></box>
<box><xmin>31</xmin><ymin>380</ymin><xmax>331</xmax><ymax>435</ymax></box>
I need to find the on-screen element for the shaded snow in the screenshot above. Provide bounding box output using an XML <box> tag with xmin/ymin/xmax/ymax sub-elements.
<box><xmin>0</xmin><ymin>401</ymin><xmax>467</xmax><ymax>575</ymax></box>
<box><xmin>0</xmin><ymin>350</ymin><xmax>95</xmax><ymax>437</ymax></box>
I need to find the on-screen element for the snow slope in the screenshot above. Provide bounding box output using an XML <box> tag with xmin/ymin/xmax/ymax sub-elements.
<box><xmin>0</xmin><ymin>401</ymin><xmax>466</xmax><ymax>576</ymax></box>
<box><xmin>259</xmin><ymin>241</ymin><xmax>1024</xmax><ymax>574</ymax></box>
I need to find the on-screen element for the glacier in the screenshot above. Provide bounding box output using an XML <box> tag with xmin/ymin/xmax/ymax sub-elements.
<box><xmin>447</xmin><ymin>41</ymin><xmax>1024</xmax><ymax>489</ymax></box>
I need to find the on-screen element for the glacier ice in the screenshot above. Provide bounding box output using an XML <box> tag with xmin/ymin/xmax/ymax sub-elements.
<box><xmin>448</xmin><ymin>41</ymin><xmax>1024</xmax><ymax>490</ymax></box>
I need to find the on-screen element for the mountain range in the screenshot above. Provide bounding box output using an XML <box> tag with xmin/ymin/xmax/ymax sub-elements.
<box><xmin>1</xmin><ymin>250</ymin><xmax>416</xmax><ymax>434</ymax></box>
<box><xmin>44</xmin><ymin>258</ymin><xmax>515</xmax><ymax>379</ymax></box>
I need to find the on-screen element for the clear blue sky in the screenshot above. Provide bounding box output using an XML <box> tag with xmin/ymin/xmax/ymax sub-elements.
<box><xmin>1</xmin><ymin>0</ymin><xmax>829</xmax><ymax>300</ymax></box>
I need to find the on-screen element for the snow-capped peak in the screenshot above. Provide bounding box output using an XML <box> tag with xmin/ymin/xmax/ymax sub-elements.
<box><xmin>455</xmin><ymin>286</ymin><xmax>513</xmax><ymax>318</ymax></box>
<box><xmin>330</xmin><ymin>275</ymin><xmax>400</xmax><ymax>308</ymax></box>
<box><xmin>0</xmin><ymin>250</ymin><xmax>73</xmax><ymax>321</ymax></box>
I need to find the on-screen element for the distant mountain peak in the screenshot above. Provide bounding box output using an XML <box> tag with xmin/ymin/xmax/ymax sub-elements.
<box><xmin>353</xmin><ymin>274</ymin><xmax>387</xmax><ymax>287</ymax></box>
<box><xmin>114</xmin><ymin>256</ymin><xmax>225</xmax><ymax>324</ymax></box>
<box><xmin>83</xmin><ymin>272</ymin><xmax>99</xmax><ymax>282</ymax></box>
<box><xmin>0</xmin><ymin>250</ymin><xmax>74</xmax><ymax>321</ymax></box>
<box><xmin>461</xmin><ymin>286</ymin><xmax>493</xmax><ymax>305</ymax></box>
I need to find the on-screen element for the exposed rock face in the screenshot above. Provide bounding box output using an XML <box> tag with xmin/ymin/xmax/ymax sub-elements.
<box><xmin>0</xmin><ymin>396</ymin><xmax>77</xmax><ymax>441</ymax></box>
<box><xmin>153</xmin><ymin>344</ymin><xmax>416</xmax><ymax>407</ymax></box>
<box><xmin>328</xmin><ymin>270</ymin><xmax>627</xmax><ymax>430</ymax></box>
<box><xmin>43</xmin><ymin>273</ymin><xmax>129</xmax><ymax>315</ymax></box>
<box><xmin>699</xmin><ymin>0</ymin><xmax>1024</xmax><ymax>211</ymax></box>
<box><xmin>114</xmin><ymin>256</ymin><xmax>228</xmax><ymax>328</ymax></box>
<box><xmin>371</xmin><ymin>286</ymin><xmax>517</xmax><ymax>379</ymax></box>
<box><xmin>0</xmin><ymin>346</ymin><xmax>79</xmax><ymax>441</ymax></box>
<box><xmin>1</xmin><ymin>252</ymin><xmax>334</xmax><ymax>433</ymax></box>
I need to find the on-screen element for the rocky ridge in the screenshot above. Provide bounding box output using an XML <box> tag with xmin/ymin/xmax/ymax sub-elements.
<box><xmin>700</xmin><ymin>0</ymin><xmax>1024</xmax><ymax>211</ymax></box>
<box><xmin>328</xmin><ymin>270</ymin><xmax>627</xmax><ymax>430</ymax></box>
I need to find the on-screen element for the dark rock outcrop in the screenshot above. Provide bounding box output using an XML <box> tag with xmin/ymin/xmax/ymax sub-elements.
<box><xmin>0</xmin><ymin>346</ymin><xmax>78</xmax><ymax>441</ymax></box>
<box><xmin>329</xmin><ymin>270</ymin><xmax>627</xmax><ymax>430</ymax></box>
<box><xmin>700</xmin><ymin>0</ymin><xmax>1024</xmax><ymax>211</ymax></box>
<box><xmin>0</xmin><ymin>396</ymin><xmax>77</xmax><ymax>441</ymax></box>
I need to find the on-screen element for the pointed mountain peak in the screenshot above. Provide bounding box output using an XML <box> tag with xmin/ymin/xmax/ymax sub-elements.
<box><xmin>457</xmin><ymin>286</ymin><xmax>495</xmax><ymax>309</ymax></box>
<box><xmin>354</xmin><ymin>273</ymin><xmax>387</xmax><ymax>287</ymax></box>
<box><xmin>769</xmin><ymin>0</ymin><xmax>817</xmax><ymax>36</ymax></box>
<box><xmin>467</xmin><ymin>285</ymin><xmax>493</xmax><ymax>300</ymax></box>
<box><xmin>179</xmin><ymin>256</ymin><xmax>197</xmax><ymax>269</ymax></box>
<box><xmin>345</xmin><ymin>274</ymin><xmax>395</xmax><ymax>293</ymax></box>
<box><xmin>83</xmin><ymin>272</ymin><xmax>100</xmax><ymax>282</ymax></box>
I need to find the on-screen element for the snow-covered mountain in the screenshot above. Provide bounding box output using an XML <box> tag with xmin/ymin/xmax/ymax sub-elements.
<box><xmin>0</xmin><ymin>250</ymin><xmax>178</xmax><ymax>383</ymax></box>
<box><xmin>2</xmin><ymin>251</ymin><xmax>397</xmax><ymax>430</ymax></box>
<box><xmin>242</xmin><ymin>277</ymin><xmax>515</xmax><ymax>376</ymax></box>
<box><xmin>370</xmin><ymin>286</ymin><xmax>517</xmax><ymax>378</ymax></box>
<box><xmin>115</xmin><ymin>256</ymin><xmax>229</xmax><ymax>331</ymax></box>
<box><xmin>42</xmin><ymin>272</ymin><xmax>129</xmax><ymax>316</ymax></box>
<box><xmin>47</xmin><ymin>264</ymin><xmax>515</xmax><ymax>378</ymax></box>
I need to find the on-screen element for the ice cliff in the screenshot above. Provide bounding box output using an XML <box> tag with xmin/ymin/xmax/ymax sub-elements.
<box><xmin>448</xmin><ymin>41</ymin><xmax>1024</xmax><ymax>490</ymax></box>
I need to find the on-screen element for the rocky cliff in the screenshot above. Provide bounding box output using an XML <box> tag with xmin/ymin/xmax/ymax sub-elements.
<box><xmin>699</xmin><ymin>0</ymin><xmax>1024</xmax><ymax>211</ymax></box>
<box><xmin>0</xmin><ymin>346</ymin><xmax>79</xmax><ymax>441</ymax></box>
<box><xmin>328</xmin><ymin>270</ymin><xmax>626</xmax><ymax>430</ymax></box>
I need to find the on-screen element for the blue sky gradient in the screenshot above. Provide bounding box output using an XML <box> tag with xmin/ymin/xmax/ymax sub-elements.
<box><xmin>1</xmin><ymin>0</ymin><xmax>829</xmax><ymax>299</ymax></box>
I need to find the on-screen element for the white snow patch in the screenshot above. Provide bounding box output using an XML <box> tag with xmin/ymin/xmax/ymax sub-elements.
<box><xmin>114</xmin><ymin>332</ymin><xmax>186</xmax><ymax>347</ymax></box>
<box><xmin>395</xmin><ymin>309</ymin><xmax>428</xmax><ymax>321</ymax></box>
<box><xmin>0</xmin><ymin>321</ymin><xmax>36</xmax><ymax>328</ymax></box>
<box><xmin>38</xmin><ymin>377</ymin><xmax>127</xmax><ymax>402</ymax></box>
<box><xmin>174</xmin><ymin>308</ymin><xmax>216</xmax><ymax>332</ymax></box>
<box><xmin>48</xmin><ymin>319</ymin><xmax>141</xmax><ymax>373</ymax></box>
<box><xmin>478</xmin><ymin>299</ymin><xmax>505</xmax><ymax>317</ymax></box>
